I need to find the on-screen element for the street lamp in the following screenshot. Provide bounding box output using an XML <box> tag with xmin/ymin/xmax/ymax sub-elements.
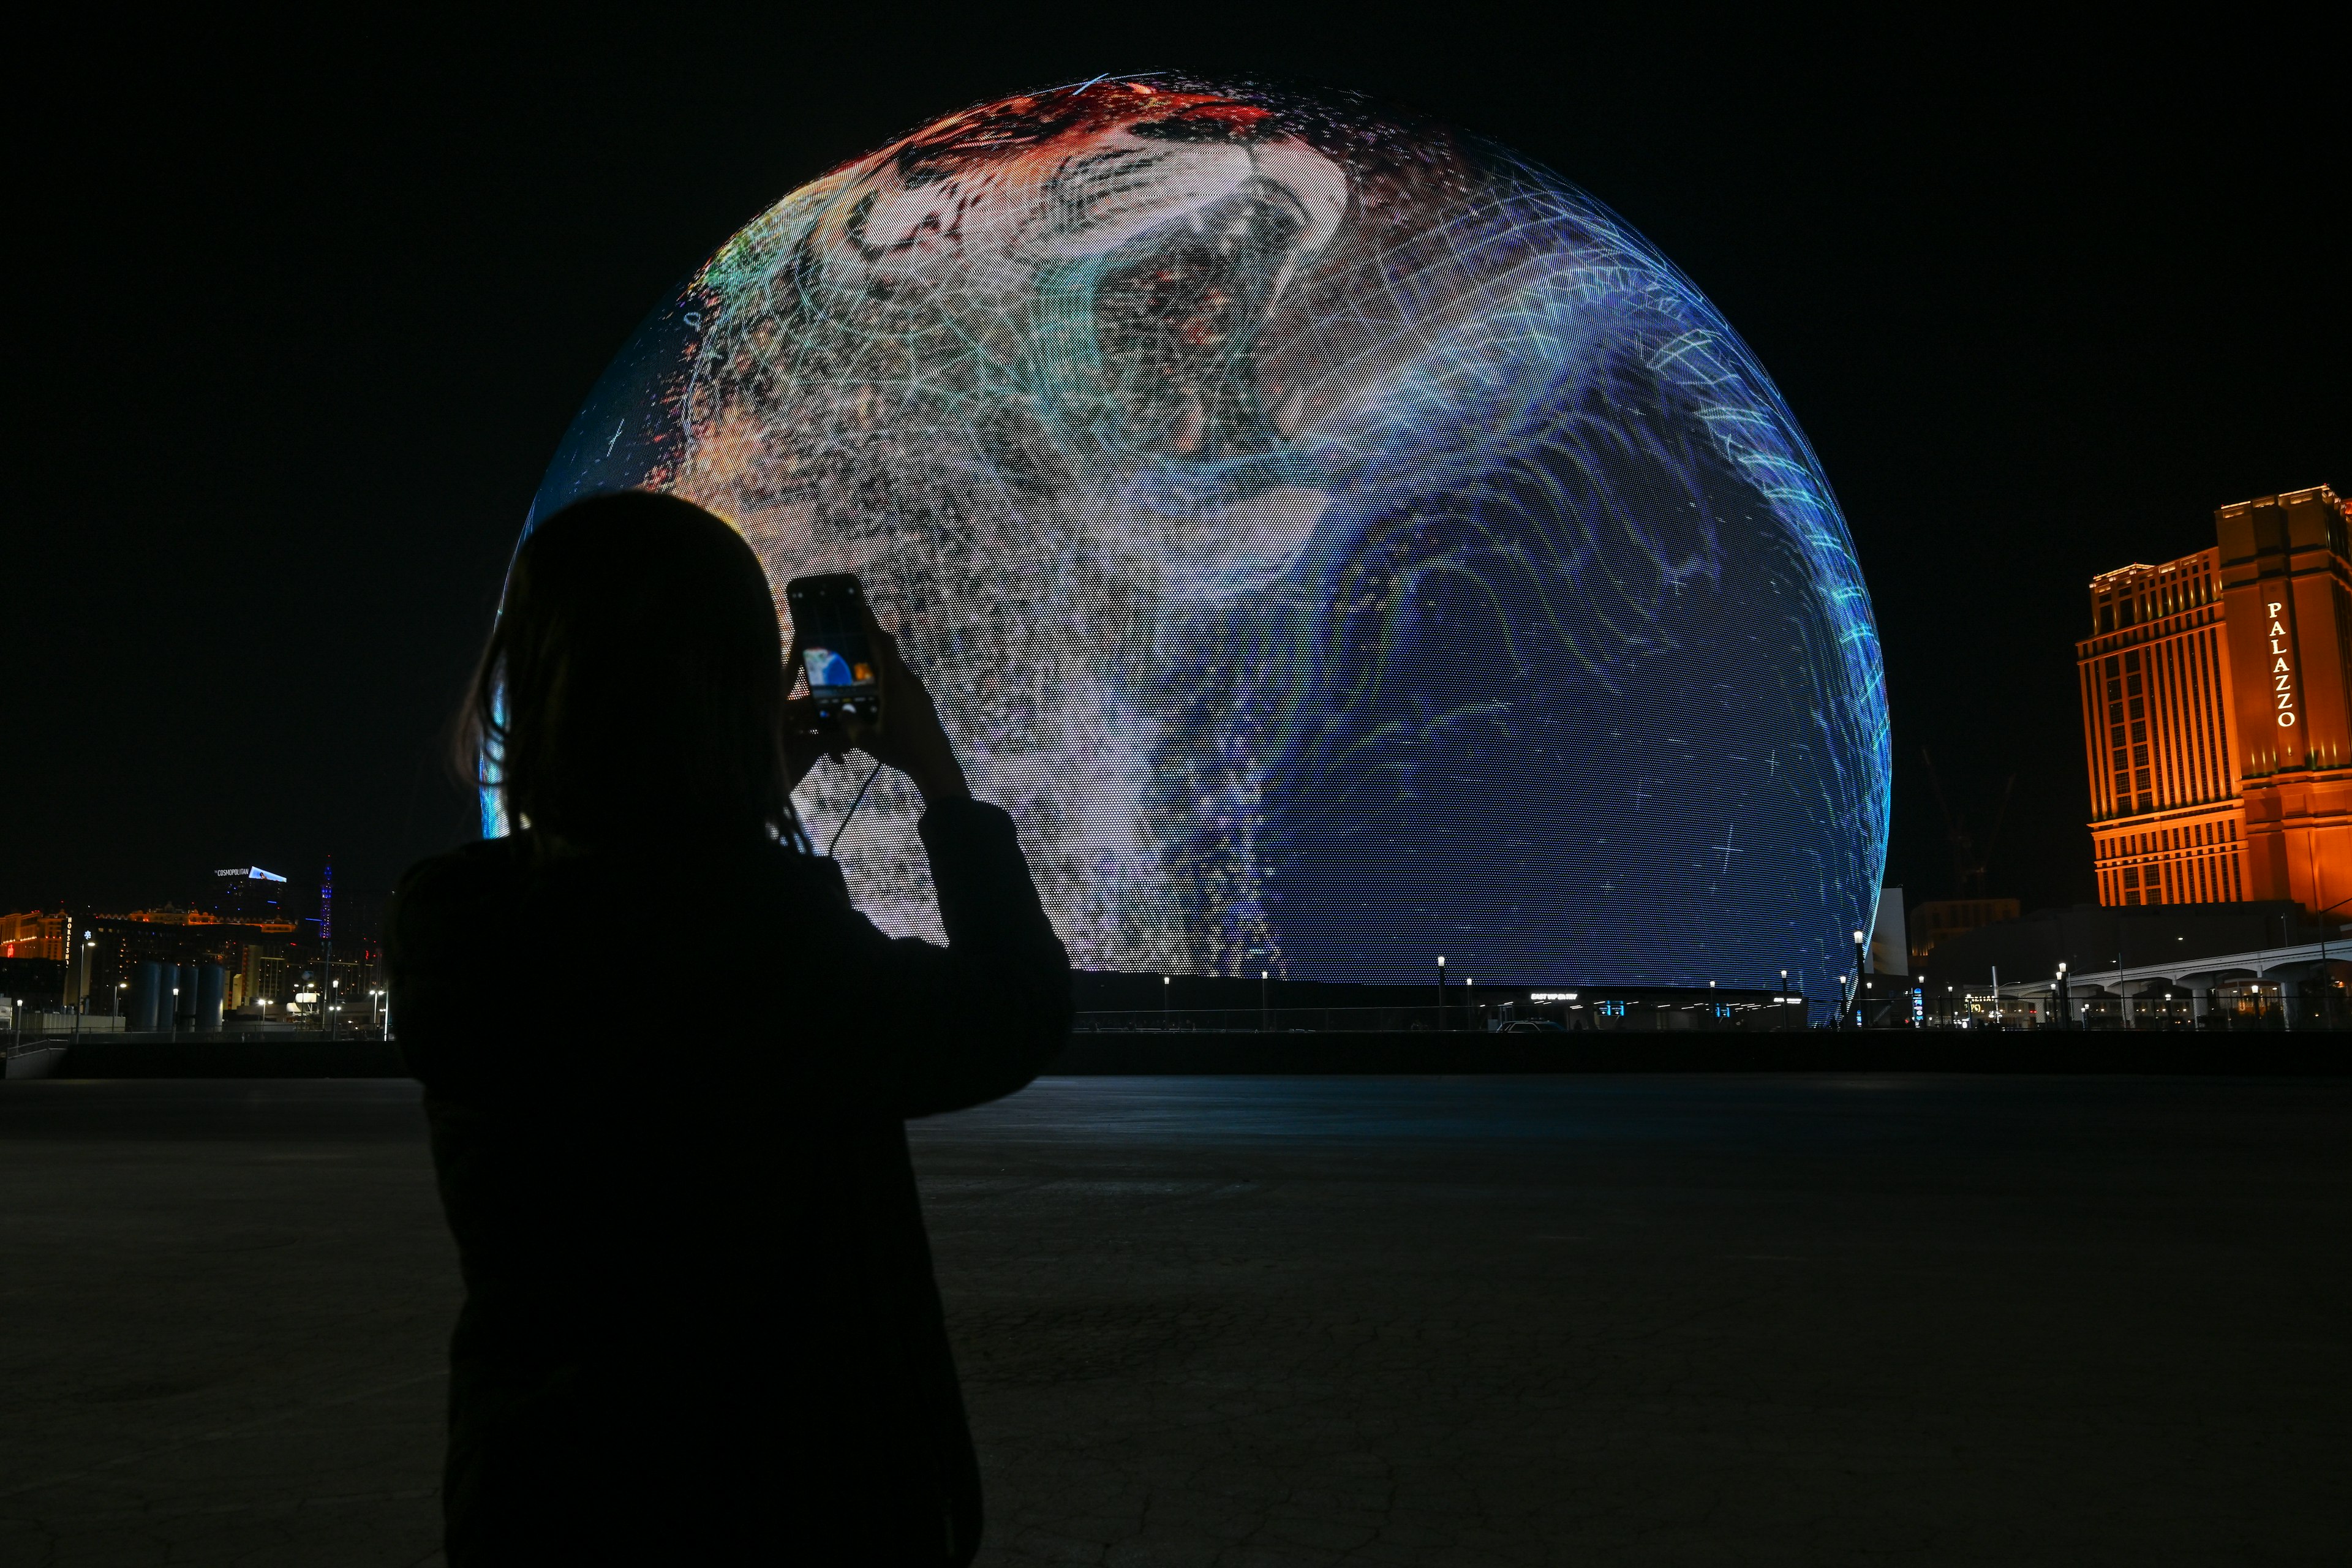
<box><xmin>1260</xmin><ymin>970</ymin><xmax>1268</xmax><ymax>1034</ymax></box>
<box><xmin>1436</xmin><ymin>955</ymin><xmax>1446</xmax><ymax>1030</ymax></box>
<box><xmin>2056</xmin><ymin>962</ymin><xmax>2070</xmax><ymax>1031</ymax></box>
<box><xmin>1850</xmin><ymin>929</ymin><xmax>1866</xmax><ymax>1028</ymax></box>
<box><xmin>75</xmin><ymin>933</ymin><xmax>94</xmax><ymax>1043</ymax></box>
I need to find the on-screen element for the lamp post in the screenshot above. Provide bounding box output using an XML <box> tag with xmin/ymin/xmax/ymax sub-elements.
<box><xmin>2056</xmin><ymin>962</ymin><xmax>2070</xmax><ymax>1031</ymax></box>
<box><xmin>75</xmin><ymin>932</ymin><xmax>93</xmax><ymax>1043</ymax></box>
<box><xmin>1260</xmin><ymin>970</ymin><xmax>1268</xmax><ymax>1034</ymax></box>
<box><xmin>1436</xmin><ymin>955</ymin><xmax>1446</xmax><ymax>1031</ymax></box>
<box><xmin>1161</xmin><ymin>974</ymin><xmax>1170</xmax><ymax>1028</ymax></box>
<box><xmin>1850</xmin><ymin>929</ymin><xmax>1866</xmax><ymax>1028</ymax></box>
<box><xmin>2115</xmin><ymin>914</ymin><xmax>2130</xmax><ymax>1031</ymax></box>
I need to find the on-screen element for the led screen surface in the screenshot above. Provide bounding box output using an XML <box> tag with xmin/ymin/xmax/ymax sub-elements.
<box><xmin>522</xmin><ymin>77</ymin><xmax>1890</xmax><ymax>989</ymax></box>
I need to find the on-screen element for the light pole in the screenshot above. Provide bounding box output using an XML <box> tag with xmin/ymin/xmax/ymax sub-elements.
<box><xmin>1259</xmin><ymin>970</ymin><xmax>1268</xmax><ymax>1034</ymax></box>
<box><xmin>1850</xmin><ymin>929</ymin><xmax>1866</xmax><ymax>1028</ymax></box>
<box><xmin>1436</xmin><ymin>955</ymin><xmax>1446</xmax><ymax>1031</ymax></box>
<box><xmin>2115</xmin><ymin>913</ymin><xmax>2130</xmax><ymax>1031</ymax></box>
<box><xmin>75</xmin><ymin>932</ymin><xmax>93</xmax><ymax>1043</ymax></box>
<box><xmin>1161</xmin><ymin>974</ymin><xmax>1169</xmax><ymax>1028</ymax></box>
<box><xmin>2056</xmin><ymin>962</ymin><xmax>2070</xmax><ymax>1030</ymax></box>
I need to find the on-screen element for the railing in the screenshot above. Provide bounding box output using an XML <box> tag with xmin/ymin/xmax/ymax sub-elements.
<box><xmin>1074</xmin><ymin>1001</ymin><xmax>1800</xmax><ymax>1033</ymax></box>
<box><xmin>1080</xmin><ymin>1005</ymin><xmax>1465</xmax><ymax>1034</ymax></box>
<box><xmin>1921</xmin><ymin>990</ymin><xmax>2347</xmax><ymax>1031</ymax></box>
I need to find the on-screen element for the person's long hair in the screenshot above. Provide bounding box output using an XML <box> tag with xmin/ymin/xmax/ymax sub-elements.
<box><xmin>455</xmin><ymin>491</ymin><xmax>805</xmax><ymax>848</ymax></box>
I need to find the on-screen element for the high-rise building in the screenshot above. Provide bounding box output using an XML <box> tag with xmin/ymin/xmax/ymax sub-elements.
<box><xmin>2077</xmin><ymin>484</ymin><xmax>2351</xmax><ymax>913</ymax></box>
<box><xmin>213</xmin><ymin>866</ymin><xmax>290</xmax><ymax>924</ymax></box>
<box><xmin>0</xmin><ymin>910</ymin><xmax>69</xmax><ymax>962</ymax></box>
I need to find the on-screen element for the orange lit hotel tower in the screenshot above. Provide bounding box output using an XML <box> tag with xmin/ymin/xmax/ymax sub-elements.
<box><xmin>2077</xmin><ymin>484</ymin><xmax>2352</xmax><ymax>915</ymax></box>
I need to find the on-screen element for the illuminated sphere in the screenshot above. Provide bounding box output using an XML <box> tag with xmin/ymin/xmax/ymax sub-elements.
<box><xmin>524</xmin><ymin>77</ymin><xmax>1889</xmax><ymax>988</ymax></box>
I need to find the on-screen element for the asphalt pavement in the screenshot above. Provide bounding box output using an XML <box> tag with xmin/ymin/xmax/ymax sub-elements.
<box><xmin>2</xmin><ymin>1074</ymin><xmax>2345</xmax><ymax>1565</ymax></box>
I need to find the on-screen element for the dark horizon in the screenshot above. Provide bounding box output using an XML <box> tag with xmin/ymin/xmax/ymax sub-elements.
<box><xmin>8</xmin><ymin>16</ymin><xmax>2343</xmax><ymax>946</ymax></box>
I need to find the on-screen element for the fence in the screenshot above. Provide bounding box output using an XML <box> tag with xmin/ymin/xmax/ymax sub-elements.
<box><xmin>14</xmin><ymin>1012</ymin><xmax>126</xmax><ymax>1034</ymax></box>
<box><xmin>1076</xmin><ymin>1000</ymin><xmax>1805</xmax><ymax>1034</ymax></box>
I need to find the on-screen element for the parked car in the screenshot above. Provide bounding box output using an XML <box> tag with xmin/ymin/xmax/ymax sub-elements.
<box><xmin>1498</xmin><ymin>1018</ymin><xmax>1567</xmax><ymax>1033</ymax></box>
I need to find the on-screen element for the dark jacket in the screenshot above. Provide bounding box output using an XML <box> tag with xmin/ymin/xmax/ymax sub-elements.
<box><xmin>387</xmin><ymin>797</ymin><xmax>1070</xmax><ymax>1565</ymax></box>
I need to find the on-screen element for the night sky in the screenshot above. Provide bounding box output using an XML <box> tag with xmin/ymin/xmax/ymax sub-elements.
<box><xmin>10</xmin><ymin>14</ymin><xmax>2342</xmax><ymax>943</ymax></box>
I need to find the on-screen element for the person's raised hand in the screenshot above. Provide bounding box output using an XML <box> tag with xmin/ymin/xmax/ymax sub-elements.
<box><xmin>841</xmin><ymin>609</ymin><xmax>970</xmax><ymax>805</ymax></box>
<box><xmin>780</xmin><ymin>629</ymin><xmax>846</xmax><ymax>791</ymax></box>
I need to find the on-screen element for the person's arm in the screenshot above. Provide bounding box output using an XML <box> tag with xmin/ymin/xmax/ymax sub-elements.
<box><xmin>826</xmin><ymin>615</ymin><xmax>1069</xmax><ymax>1115</ymax></box>
<box><xmin>384</xmin><ymin>843</ymin><xmax>514</xmax><ymax>1102</ymax></box>
<box><xmin>854</xmin><ymin>796</ymin><xmax>1070</xmax><ymax>1117</ymax></box>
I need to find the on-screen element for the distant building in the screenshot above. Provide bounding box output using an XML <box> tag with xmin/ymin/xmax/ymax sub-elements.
<box><xmin>1</xmin><ymin>910</ymin><xmax>69</xmax><ymax>962</ymax></box>
<box><xmin>1868</xmin><ymin>888</ymin><xmax>1909</xmax><ymax>976</ymax></box>
<box><xmin>213</xmin><ymin>866</ymin><xmax>290</xmax><ymax>925</ymax></box>
<box><xmin>86</xmin><ymin>910</ymin><xmax>303</xmax><ymax>1018</ymax></box>
<box><xmin>1908</xmin><ymin>897</ymin><xmax>2021</xmax><ymax>967</ymax></box>
<box><xmin>2076</xmin><ymin>484</ymin><xmax>2350</xmax><ymax>916</ymax></box>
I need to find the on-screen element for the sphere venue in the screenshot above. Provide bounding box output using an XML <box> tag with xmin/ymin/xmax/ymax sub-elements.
<box><xmin>519</xmin><ymin>75</ymin><xmax>1891</xmax><ymax>989</ymax></box>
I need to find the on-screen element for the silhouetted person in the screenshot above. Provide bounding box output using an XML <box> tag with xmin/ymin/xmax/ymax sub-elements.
<box><xmin>388</xmin><ymin>491</ymin><xmax>1071</xmax><ymax>1564</ymax></box>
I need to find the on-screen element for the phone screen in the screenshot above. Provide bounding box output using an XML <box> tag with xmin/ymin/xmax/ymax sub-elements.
<box><xmin>785</xmin><ymin>573</ymin><xmax>881</xmax><ymax>726</ymax></box>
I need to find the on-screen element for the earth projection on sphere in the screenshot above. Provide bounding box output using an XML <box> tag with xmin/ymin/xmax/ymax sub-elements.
<box><xmin>522</xmin><ymin>75</ymin><xmax>1890</xmax><ymax>990</ymax></box>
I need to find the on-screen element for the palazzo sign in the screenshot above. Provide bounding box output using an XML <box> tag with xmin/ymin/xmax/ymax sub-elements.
<box><xmin>2266</xmin><ymin>600</ymin><xmax>2299</xmax><ymax>728</ymax></box>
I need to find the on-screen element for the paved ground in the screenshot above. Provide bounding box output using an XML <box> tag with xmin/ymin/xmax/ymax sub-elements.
<box><xmin>1</xmin><ymin>1076</ymin><xmax>2345</xmax><ymax>1565</ymax></box>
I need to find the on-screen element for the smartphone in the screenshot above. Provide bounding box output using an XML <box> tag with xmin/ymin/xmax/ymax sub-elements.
<box><xmin>785</xmin><ymin>573</ymin><xmax>882</xmax><ymax>728</ymax></box>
